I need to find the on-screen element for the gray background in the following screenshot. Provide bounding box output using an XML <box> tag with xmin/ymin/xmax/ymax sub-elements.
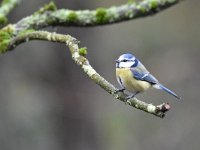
<box><xmin>0</xmin><ymin>0</ymin><xmax>199</xmax><ymax>150</ymax></box>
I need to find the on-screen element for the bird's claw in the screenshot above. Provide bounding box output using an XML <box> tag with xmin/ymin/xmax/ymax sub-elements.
<box><xmin>114</xmin><ymin>88</ymin><xmax>125</xmax><ymax>94</ymax></box>
<box><xmin>124</xmin><ymin>95</ymin><xmax>134</xmax><ymax>104</ymax></box>
<box><xmin>124</xmin><ymin>92</ymin><xmax>139</xmax><ymax>104</ymax></box>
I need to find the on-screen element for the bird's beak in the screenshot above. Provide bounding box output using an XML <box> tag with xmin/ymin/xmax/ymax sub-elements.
<box><xmin>115</xmin><ymin>60</ymin><xmax>120</xmax><ymax>63</ymax></box>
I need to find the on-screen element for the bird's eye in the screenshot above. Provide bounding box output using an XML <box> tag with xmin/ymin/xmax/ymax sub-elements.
<box><xmin>123</xmin><ymin>60</ymin><xmax>128</xmax><ymax>62</ymax></box>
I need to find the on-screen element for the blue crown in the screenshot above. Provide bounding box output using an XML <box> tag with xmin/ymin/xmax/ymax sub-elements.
<box><xmin>121</xmin><ymin>53</ymin><xmax>135</xmax><ymax>59</ymax></box>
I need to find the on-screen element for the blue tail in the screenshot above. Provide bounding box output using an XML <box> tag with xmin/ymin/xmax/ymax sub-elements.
<box><xmin>154</xmin><ymin>84</ymin><xmax>181</xmax><ymax>100</ymax></box>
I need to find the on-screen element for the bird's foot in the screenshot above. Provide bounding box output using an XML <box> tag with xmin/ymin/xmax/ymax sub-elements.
<box><xmin>124</xmin><ymin>92</ymin><xmax>139</xmax><ymax>104</ymax></box>
<box><xmin>124</xmin><ymin>95</ymin><xmax>135</xmax><ymax>104</ymax></box>
<box><xmin>114</xmin><ymin>88</ymin><xmax>125</xmax><ymax>94</ymax></box>
<box><xmin>125</xmin><ymin>95</ymin><xmax>134</xmax><ymax>100</ymax></box>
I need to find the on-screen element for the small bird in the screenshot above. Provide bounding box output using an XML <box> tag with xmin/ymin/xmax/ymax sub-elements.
<box><xmin>115</xmin><ymin>53</ymin><xmax>180</xmax><ymax>100</ymax></box>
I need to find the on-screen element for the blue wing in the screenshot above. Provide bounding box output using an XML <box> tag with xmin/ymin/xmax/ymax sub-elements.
<box><xmin>129</xmin><ymin>61</ymin><xmax>181</xmax><ymax>99</ymax></box>
<box><xmin>130</xmin><ymin>68</ymin><xmax>158</xmax><ymax>85</ymax></box>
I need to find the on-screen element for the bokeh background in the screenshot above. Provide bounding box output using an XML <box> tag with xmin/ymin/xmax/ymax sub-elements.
<box><xmin>0</xmin><ymin>0</ymin><xmax>199</xmax><ymax>150</ymax></box>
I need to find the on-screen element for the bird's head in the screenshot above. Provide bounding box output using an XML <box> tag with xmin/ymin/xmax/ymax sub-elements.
<box><xmin>116</xmin><ymin>53</ymin><xmax>138</xmax><ymax>68</ymax></box>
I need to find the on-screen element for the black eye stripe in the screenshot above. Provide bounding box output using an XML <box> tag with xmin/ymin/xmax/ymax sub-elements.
<box><xmin>122</xmin><ymin>59</ymin><xmax>135</xmax><ymax>62</ymax></box>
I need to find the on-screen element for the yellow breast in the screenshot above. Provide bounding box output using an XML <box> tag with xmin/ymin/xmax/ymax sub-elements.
<box><xmin>116</xmin><ymin>68</ymin><xmax>151</xmax><ymax>92</ymax></box>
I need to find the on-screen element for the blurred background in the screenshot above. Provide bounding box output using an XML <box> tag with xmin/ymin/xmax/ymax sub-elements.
<box><xmin>0</xmin><ymin>0</ymin><xmax>199</xmax><ymax>150</ymax></box>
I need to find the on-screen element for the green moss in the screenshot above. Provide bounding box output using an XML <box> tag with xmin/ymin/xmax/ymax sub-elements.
<box><xmin>43</xmin><ymin>1</ymin><xmax>57</xmax><ymax>11</ymax></box>
<box><xmin>0</xmin><ymin>30</ymin><xmax>12</xmax><ymax>53</ymax></box>
<box><xmin>0</xmin><ymin>31</ymin><xmax>11</xmax><ymax>42</ymax></box>
<box><xmin>136</xmin><ymin>5</ymin><xmax>146</xmax><ymax>13</ymax></box>
<box><xmin>47</xmin><ymin>18</ymin><xmax>55</xmax><ymax>25</ymax></box>
<box><xmin>140</xmin><ymin>6</ymin><xmax>146</xmax><ymax>13</ymax></box>
<box><xmin>2</xmin><ymin>24</ymin><xmax>14</xmax><ymax>35</ymax></box>
<box><xmin>18</xmin><ymin>29</ymin><xmax>35</xmax><ymax>36</ymax></box>
<box><xmin>150</xmin><ymin>0</ymin><xmax>158</xmax><ymax>9</ymax></box>
<box><xmin>67</xmin><ymin>11</ymin><xmax>78</xmax><ymax>23</ymax></box>
<box><xmin>1</xmin><ymin>0</ymin><xmax>10</xmax><ymax>5</ymax></box>
<box><xmin>0</xmin><ymin>40</ymin><xmax>10</xmax><ymax>53</ymax></box>
<box><xmin>96</xmin><ymin>8</ymin><xmax>108</xmax><ymax>24</ymax></box>
<box><xmin>0</xmin><ymin>14</ymin><xmax>8</xmax><ymax>25</ymax></box>
<box><xmin>35</xmin><ymin>1</ymin><xmax>57</xmax><ymax>15</ymax></box>
<box><xmin>79</xmin><ymin>47</ymin><xmax>87</xmax><ymax>56</ymax></box>
<box><xmin>127</xmin><ymin>0</ymin><xmax>135</xmax><ymax>5</ymax></box>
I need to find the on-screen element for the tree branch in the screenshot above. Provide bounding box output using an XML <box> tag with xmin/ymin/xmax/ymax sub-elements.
<box><xmin>12</xmin><ymin>0</ymin><xmax>182</xmax><ymax>33</ymax></box>
<box><xmin>7</xmin><ymin>31</ymin><xmax>171</xmax><ymax>118</ymax></box>
<box><xmin>0</xmin><ymin>0</ymin><xmax>20</xmax><ymax>25</ymax></box>
<box><xmin>0</xmin><ymin>0</ymin><xmax>183</xmax><ymax>53</ymax></box>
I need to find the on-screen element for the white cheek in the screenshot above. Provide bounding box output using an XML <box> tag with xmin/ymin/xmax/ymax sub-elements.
<box><xmin>119</xmin><ymin>62</ymin><xmax>135</xmax><ymax>68</ymax></box>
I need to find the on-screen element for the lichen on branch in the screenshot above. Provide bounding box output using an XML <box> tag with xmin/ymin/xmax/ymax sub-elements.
<box><xmin>13</xmin><ymin>0</ymin><xmax>182</xmax><ymax>33</ymax></box>
<box><xmin>0</xmin><ymin>0</ymin><xmax>182</xmax><ymax>53</ymax></box>
<box><xmin>0</xmin><ymin>0</ymin><xmax>20</xmax><ymax>25</ymax></box>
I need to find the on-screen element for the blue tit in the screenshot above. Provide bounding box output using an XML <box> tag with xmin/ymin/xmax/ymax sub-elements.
<box><xmin>115</xmin><ymin>53</ymin><xmax>180</xmax><ymax>100</ymax></box>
